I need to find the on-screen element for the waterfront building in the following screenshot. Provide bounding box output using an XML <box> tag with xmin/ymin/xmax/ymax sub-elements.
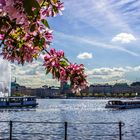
<box><xmin>89</xmin><ymin>84</ymin><xmax>112</xmax><ymax>95</ymax></box>
<box><xmin>88</xmin><ymin>83</ymin><xmax>136</xmax><ymax>97</ymax></box>
<box><xmin>112</xmin><ymin>83</ymin><xmax>133</xmax><ymax>95</ymax></box>
<box><xmin>11</xmin><ymin>80</ymin><xmax>140</xmax><ymax>98</ymax></box>
<box><xmin>60</xmin><ymin>81</ymin><xmax>72</xmax><ymax>95</ymax></box>
<box><xmin>130</xmin><ymin>82</ymin><xmax>140</xmax><ymax>96</ymax></box>
<box><xmin>34</xmin><ymin>86</ymin><xmax>60</xmax><ymax>98</ymax></box>
<box><xmin>11</xmin><ymin>79</ymin><xmax>26</xmax><ymax>96</ymax></box>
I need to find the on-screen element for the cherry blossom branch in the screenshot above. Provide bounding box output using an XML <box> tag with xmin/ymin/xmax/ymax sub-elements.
<box><xmin>0</xmin><ymin>0</ymin><xmax>88</xmax><ymax>92</ymax></box>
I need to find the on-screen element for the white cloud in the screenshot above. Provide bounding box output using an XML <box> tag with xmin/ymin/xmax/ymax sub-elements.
<box><xmin>55</xmin><ymin>32</ymin><xmax>139</xmax><ymax>56</ymax></box>
<box><xmin>86</xmin><ymin>65</ymin><xmax>140</xmax><ymax>85</ymax></box>
<box><xmin>39</xmin><ymin>54</ymin><xmax>46</xmax><ymax>60</ymax></box>
<box><xmin>86</xmin><ymin>67</ymin><xmax>126</xmax><ymax>80</ymax></box>
<box><xmin>112</xmin><ymin>33</ymin><xmax>136</xmax><ymax>43</ymax></box>
<box><xmin>10</xmin><ymin>62</ymin><xmax>140</xmax><ymax>87</ymax></box>
<box><xmin>63</xmin><ymin>0</ymin><xmax>134</xmax><ymax>34</ymax></box>
<box><xmin>11</xmin><ymin>61</ymin><xmax>60</xmax><ymax>88</ymax></box>
<box><xmin>77</xmin><ymin>52</ymin><xmax>93</xmax><ymax>59</ymax></box>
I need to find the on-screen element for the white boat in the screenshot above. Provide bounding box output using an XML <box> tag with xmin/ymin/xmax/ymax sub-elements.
<box><xmin>105</xmin><ymin>100</ymin><xmax>140</xmax><ymax>109</ymax></box>
<box><xmin>0</xmin><ymin>96</ymin><xmax>38</xmax><ymax>108</ymax></box>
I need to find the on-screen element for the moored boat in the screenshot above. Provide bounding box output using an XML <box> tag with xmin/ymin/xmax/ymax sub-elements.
<box><xmin>105</xmin><ymin>100</ymin><xmax>140</xmax><ymax>109</ymax></box>
<box><xmin>0</xmin><ymin>96</ymin><xmax>38</xmax><ymax>108</ymax></box>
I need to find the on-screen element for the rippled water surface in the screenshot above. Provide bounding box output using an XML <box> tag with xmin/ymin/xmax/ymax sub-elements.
<box><xmin>0</xmin><ymin>99</ymin><xmax>139</xmax><ymax>140</ymax></box>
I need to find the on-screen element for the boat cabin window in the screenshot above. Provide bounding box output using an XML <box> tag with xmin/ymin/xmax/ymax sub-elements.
<box><xmin>27</xmin><ymin>98</ymin><xmax>35</xmax><ymax>101</ymax></box>
<box><xmin>0</xmin><ymin>98</ymin><xmax>3</xmax><ymax>102</ymax></box>
<box><xmin>0</xmin><ymin>98</ymin><xmax>7</xmax><ymax>102</ymax></box>
<box><xmin>23</xmin><ymin>98</ymin><xmax>27</xmax><ymax>101</ymax></box>
<box><xmin>9</xmin><ymin>98</ymin><xmax>22</xmax><ymax>103</ymax></box>
<box><xmin>23</xmin><ymin>97</ymin><xmax>36</xmax><ymax>101</ymax></box>
<box><xmin>108</xmin><ymin>101</ymin><xmax>122</xmax><ymax>105</ymax></box>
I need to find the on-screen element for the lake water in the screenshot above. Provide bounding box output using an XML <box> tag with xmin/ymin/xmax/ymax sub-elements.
<box><xmin>0</xmin><ymin>99</ymin><xmax>139</xmax><ymax>140</ymax></box>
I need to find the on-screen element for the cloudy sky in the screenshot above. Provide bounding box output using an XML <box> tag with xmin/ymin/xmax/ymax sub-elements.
<box><xmin>2</xmin><ymin>0</ymin><xmax>140</xmax><ymax>87</ymax></box>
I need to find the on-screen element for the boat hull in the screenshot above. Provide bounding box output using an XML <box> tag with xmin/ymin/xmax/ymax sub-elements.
<box><xmin>105</xmin><ymin>104</ymin><xmax>140</xmax><ymax>109</ymax></box>
<box><xmin>0</xmin><ymin>103</ymin><xmax>38</xmax><ymax>108</ymax></box>
<box><xmin>105</xmin><ymin>100</ymin><xmax>140</xmax><ymax>109</ymax></box>
<box><xmin>0</xmin><ymin>96</ymin><xmax>38</xmax><ymax>108</ymax></box>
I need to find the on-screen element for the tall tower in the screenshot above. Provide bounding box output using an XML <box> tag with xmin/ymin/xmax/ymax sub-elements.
<box><xmin>60</xmin><ymin>81</ymin><xmax>67</xmax><ymax>94</ymax></box>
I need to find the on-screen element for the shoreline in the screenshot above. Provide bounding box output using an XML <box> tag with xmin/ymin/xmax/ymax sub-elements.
<box><xmin>37</xmin><ymin>96</ymin><xmax>137</xmax><ymax>100</ymax></box>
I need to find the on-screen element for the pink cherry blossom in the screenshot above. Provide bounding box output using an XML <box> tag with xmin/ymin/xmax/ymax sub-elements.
<box><xmin>45</xmin><ymin>30</ymin><xmax>53</xmax><ymax>42</ymax></box>
<box><xmin>0</xmin><ymin>0</ymin><xmax>6</xmax><ymax>12</ymax></box>
<box><xmin>0</xmin><ymin>34</ymin><xmax>4</xmax><ymax>40</ymax></box>
<box><xmin>0</xmin><ymin>0</ymin><xmax>88</xmax><ymax>92</ymax></box>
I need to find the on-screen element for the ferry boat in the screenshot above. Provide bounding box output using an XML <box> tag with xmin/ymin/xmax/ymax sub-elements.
<box><xmin>0</xmin><ymin>96</ymin><xmax>38</xmax><ymax>108</ymax></box>
<box><xmin>105</xmin><ymin>100</ymin><xmax>140</xmax><ymax>109</ymax></box>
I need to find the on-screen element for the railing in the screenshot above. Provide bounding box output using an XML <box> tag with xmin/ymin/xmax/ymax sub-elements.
<box><xmin>0</xmin><ymin>121</ymin><xmax>125</xmax><ymax>140</ymax></box>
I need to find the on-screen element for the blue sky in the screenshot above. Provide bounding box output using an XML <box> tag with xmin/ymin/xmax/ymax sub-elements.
<box><xmin>8</xmin><ymin>0</ymin><xmax>140</xmax><ymax>87</ymax></box>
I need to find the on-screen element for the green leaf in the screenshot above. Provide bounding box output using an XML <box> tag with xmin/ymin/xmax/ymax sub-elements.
<box><xmin>55</xmin><ymin>71</ymin><xmax>60</xmax><ymax>79</ymax></box>
<box><xmin>52</xmin><ymin>0</ymin><xmax>58</xmax><ymax>3</ymax></box>
<box><xmin>60</xmin><ymin>60</ymin><xmax>68</xmax><ymax>67</ymax></box>
<box><xmin>46</xmin><ymin>68</ymin><xmax>51</xmax><ymax>75</ymax></box>
<box><xmin>40</xmin><ymin>38</ymin><xmax>45</xmax><ymax>44</ymax></box>
<box><xmin>23</xmin><ymin>0</ymin><xmax>40</xmax><ymax>17</ymax></box>
<box><xmin>63</xmin><ymin>57</ymin><xmax>69</xmax><ymax>62</ymax></box>
<box><xmin>41</xmin><ymin>19</ymin><xmax>50</xmax><ymax>28</ymax></box>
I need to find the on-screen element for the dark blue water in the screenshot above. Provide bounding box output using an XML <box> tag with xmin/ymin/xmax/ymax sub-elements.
<box><xmin>0</xmin><ymin>99</ymin><xmax>139</xmax><ymax>140</ymax></box>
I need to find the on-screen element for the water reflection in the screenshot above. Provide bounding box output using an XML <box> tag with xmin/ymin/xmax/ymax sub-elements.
<box><xmin>0</xmin><ymin>99</ymin><xmax>139</xmax><ymax>139</ymax></box>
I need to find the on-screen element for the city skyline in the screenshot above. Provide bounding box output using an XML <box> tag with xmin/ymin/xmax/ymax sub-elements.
<box><xmin>3</xmin><ymin>0</ymin><xmax>140</xmax><ymax>88</ymax></box>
